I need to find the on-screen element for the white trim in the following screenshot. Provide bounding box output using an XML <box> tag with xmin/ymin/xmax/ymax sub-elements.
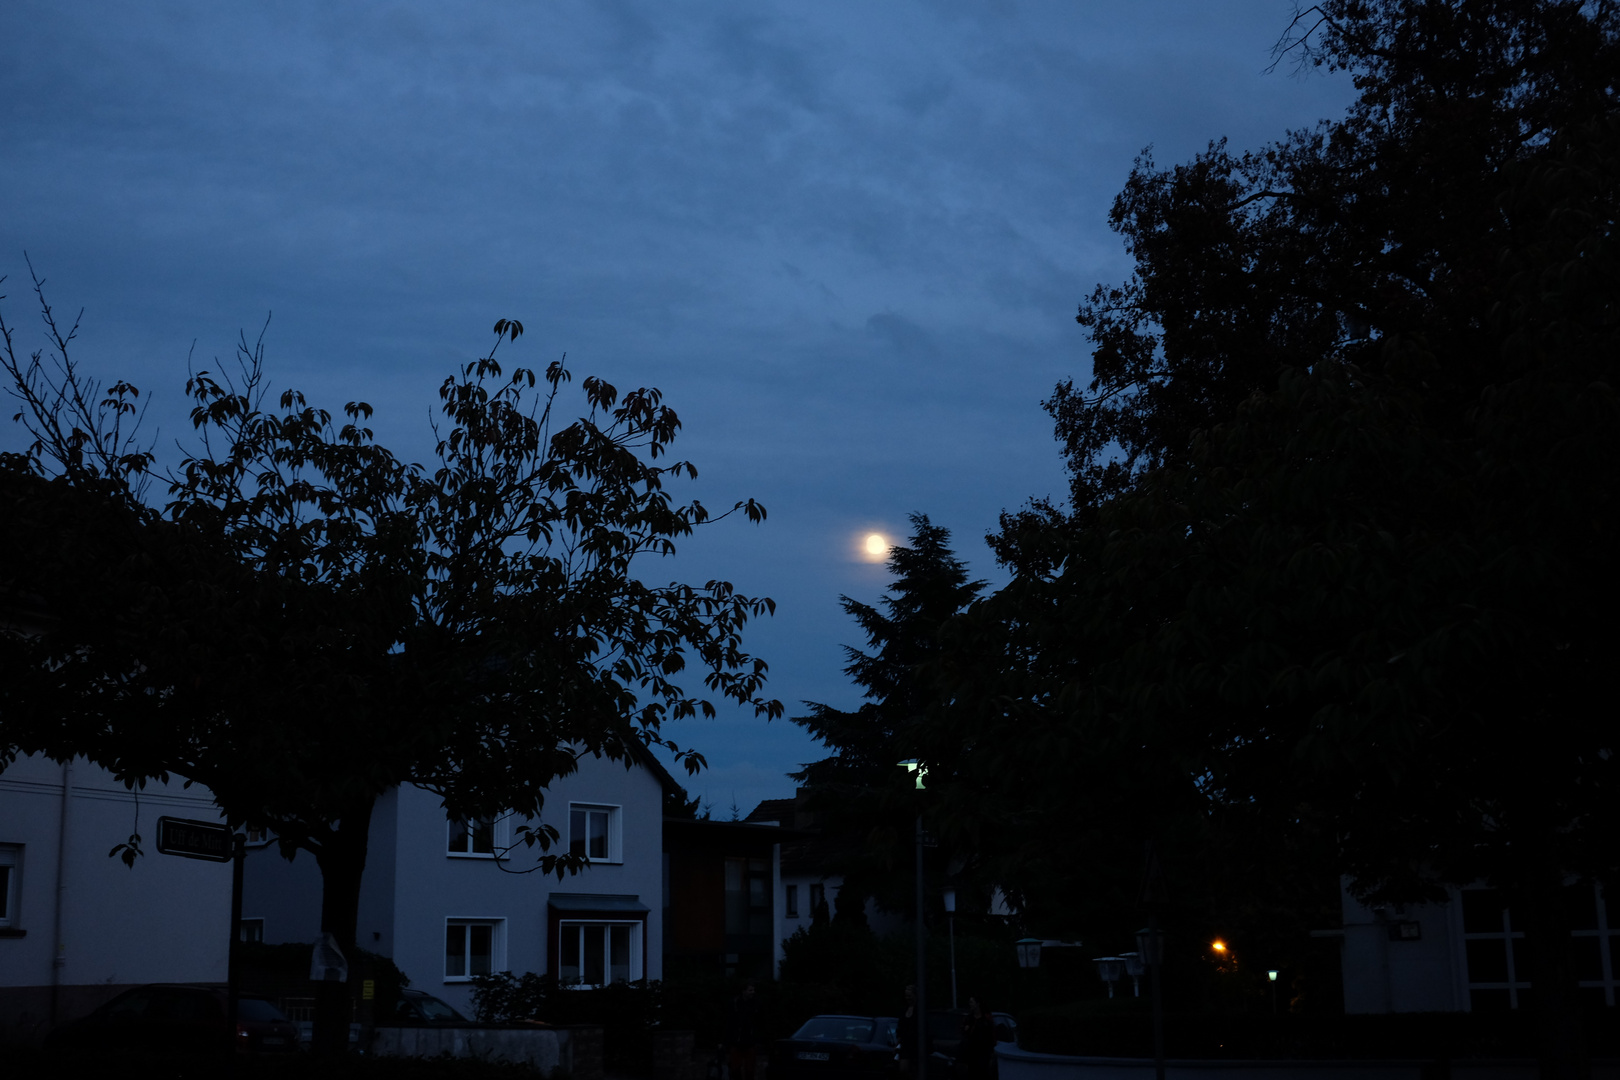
<box><xmin>556</xmin><ymin>919</ymin><xmax>643</xmax><ymax>986</ymax></box>
<box><xmin>447</xmin><ymin>812</ymin><xmax>510</xmax><ymax>860</ymax></box>
<box><xmin>0</xmin><ymin>843</ymin><xmax>20</xmax><ymax>929</ymax></box>
<box><xmin>567</xmin><ymin>802</ymin><xmax>623</xmax><ymax>865</ymax></box>
<box><xmin>444</xmin><ymin>916</ymin><xmax>507</xmax><ymax>982</ymax></box>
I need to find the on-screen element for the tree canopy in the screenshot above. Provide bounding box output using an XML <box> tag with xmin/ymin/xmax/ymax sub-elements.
<box><xmin>787</xmin><ymin>514</ymin><xmax>985</xmax><ymax>916</ymax></box>
<box><xmin>0</xmin><ymin>276</ymin><xmax>781</xmax><ymax>1050</ymax></box>
<box><xmin>923</xmin><ymin>1</ymin><xmax>1618</xmax><ymax>1071</ymax></box>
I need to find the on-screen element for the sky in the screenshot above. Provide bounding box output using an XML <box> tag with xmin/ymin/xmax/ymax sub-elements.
<box><xmin>0</xmin><ymin>1</ymin><xmax>1356</xmax><ymax>820</ymax></box>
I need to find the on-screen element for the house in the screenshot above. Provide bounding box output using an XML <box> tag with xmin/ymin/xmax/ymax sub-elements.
<box><xmin>1335</xmin><ymin>879</ymin><xmax>1618</xmax><ymax>1012</ymax></box>
<box><xmin>0</xmin><ymin>752</ymin><xmax>232</xmax><ymax>1043</ymax></box>
<box><xmin>663</xmin><ymin>815</ymin><xmax>803</xmax><ymax>980</ymax></box>
<box><xmin>743</xmin><ymin>789</ymin><xmax>907</xmax><ymax>940</ymax></box>
<box><xmin>243</xmin><ymin>748</ymin><xmax>676</xmax><ymax>1017</ymax></box>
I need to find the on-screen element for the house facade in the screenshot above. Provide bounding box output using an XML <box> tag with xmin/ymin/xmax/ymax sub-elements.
<box><xmin>663</xmin><ymin>816</ymin><xmax>794</xmax><ymax>980</ymax></box>
<box><xmin>1337</xmin><ymin>879</ymin><xmax>1618</xmax><ymax>1013</ymax></box>
<box><xmin>744</xmin><ymin>791</ymin><xmax>906</xmax><ymax>940</ymax></box>
<box><xmin>0</xmin><ymin>753</ymin><xmax>232</xmax><ymax>1042</ymax></box>
<box><xmin>243</xmin><ymin>750</ymin><xmax>670</xmax><ymax>1016</ymax></box>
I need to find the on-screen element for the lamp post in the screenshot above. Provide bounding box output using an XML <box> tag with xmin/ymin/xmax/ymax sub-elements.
<box><xmin>1092</xmin><ymin>956</ymin><xmax>1125</xmax><ymax>998</ymax></box>
<box><xmin>1120</xmin><ymin>951</ymin><xmax>1144</xmax><ymax>998</ymax></box>
<box><xmin>944</xmin><ymin>887</ymin><xmax>958</xmax><ymax>1010</ymax></box>
<box><xmin>902</xmin><ymin>760</ymin><xmax>928</xmax><ymax>1080</ymax></box>
<box><xmin>1135</xmin><ymin>925</ymin><xmax>1165</xmax><ymax>1080</ymax></box>
<box><xmin>1268</xmin><ymin>969</ymin><xmax>1279</xmax><ymax>1015</ymax></box>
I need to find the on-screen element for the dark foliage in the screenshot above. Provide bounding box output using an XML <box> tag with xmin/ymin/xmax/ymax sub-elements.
<box><xmin>929</xmin><ymin>2</ymin><xmax>1619</xmax><ymax>1075</ymax></box>
<box><xmin>0</xmin><ymin>282</ymin><xmax>780</xmax><ymax>1053</ymax></box>
<box><xmin>787</xmin><ymin>514</ymin><xmax>985</xmax><ymax>914</ymax></box>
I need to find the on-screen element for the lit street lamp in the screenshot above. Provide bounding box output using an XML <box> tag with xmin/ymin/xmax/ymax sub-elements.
<box><xmin>1268</xmin><ymin>969</ymin><xmax>1280</xmax><ymax>1015</ymax></box>
<box><xmin>901</xmin><ymin>760</ymin><xmax>927</xmax><ymax>1080</ymax></box>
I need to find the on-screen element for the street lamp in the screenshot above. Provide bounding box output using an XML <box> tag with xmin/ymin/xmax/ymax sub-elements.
<box><xmin>1136</xmin><ymin>926</ymin><xmax>1165</xmax><ymax>1080</ymax></box>
<box><xmin>1092</xmin><ymin>956</ymin><xmax>1125</xmax><ymax>998</ymax></box>
<box><xmin>900</xmin><ymin>760</ymin><xmax>927</xmax><ymax>1080</ymax></box>
<box><xmin>1268</xmin><ymin>969</ymin><xmax>1279</xmax><ymax>1015</ymax></box>
<box><xmin>944</xmin><ymin>887</ymin><xmax>958</xmax><ymax>1010</ymax></box>
<box><xmin>1120</xmin><ymin>951</ymin><xmax>1144</xmax><ymax>997</ymax></box>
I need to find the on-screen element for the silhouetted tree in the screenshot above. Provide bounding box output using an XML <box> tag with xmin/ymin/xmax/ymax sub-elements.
<box><xmin>0</xmin><ymin>273</ymin><xmax>781</xmax><ymax>1052</ymax></box>
<box><xmin>932</xmin><ymin>3</ymin><xmax>1619</xmax><ymax>1074</ymax></box>
<box><xmin>789</xmin><ymin>513</ymin><xmax>984</xmax><ymax>915</ymax></box>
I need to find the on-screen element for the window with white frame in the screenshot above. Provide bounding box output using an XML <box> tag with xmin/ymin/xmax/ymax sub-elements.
<box><xmin>0</xmin><ymin>845</ymin><xmax>19</xmax><ymax>930</ymax></box>
<box><xmin>558</xmin><ymin>921</ymin><xmax>641</xmax><ymax>986</ymax></box>
<box><xmin>448</xmin><ymin>813</ymin><xmax>502</xmax><ymax>857</ymax></box>
<box><xmin>445</xmin><ymin>918</ymin><xmax>505</xmax><ymax>980</ymax></box>
<box><xmin>569</xmin><ymin>804</ymin><xmax>620</xmax><ymax>863</ymax></box>
<box><xmin>1460</xmin><ymin>884</ymin><xmax>1617</xmax><ymax>1009</ymax></box>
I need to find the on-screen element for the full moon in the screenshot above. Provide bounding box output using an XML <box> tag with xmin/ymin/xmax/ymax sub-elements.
<box><xmin>864</xmin><ymin>533</ymin><xmax>888</xmax><ymax>557</ymax></box>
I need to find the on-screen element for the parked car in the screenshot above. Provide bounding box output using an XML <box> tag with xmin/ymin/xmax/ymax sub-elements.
<box><xmin>43</xmin><ymin>984</ymin><xmax>300</xmax><ymax>1055</ymax></box>
<box><xmin>387</xmin><ymin>988</ymin><xmax>470</xmax><ymax>1025</ymax></box>
<box><xmin>927</xmin><ymin>1010</ymin><xmax>1018</xmax><ymax>1080</ymax></box>
<box><xmin>770</xmin><ymin>1015</ymin><xmax>900</xmax><ymax>1080</ymax></box>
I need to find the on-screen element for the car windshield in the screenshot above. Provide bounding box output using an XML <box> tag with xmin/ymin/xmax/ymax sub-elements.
<box><xmin>794</xmin><ymin>1017</ymin><xmax>874</xmax><ymax>1043</ymax></box>
<box><xmin>237</xmin><ymin>999</ymin><xmax>287</xmax><ymax>1022</ymax></box>
<box><xmin>416</xmin><ymin>995</ymin><xmax>465</xmax><ymax>1021</ymax></box>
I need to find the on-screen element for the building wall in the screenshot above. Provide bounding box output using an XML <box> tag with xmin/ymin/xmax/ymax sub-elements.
<box><xmin>244</xmin><ymin>751</ymin><xmax>667</xmax><ymax>1018</ymax></box>
<box><xmin>391</xmin><ymin>753</ymin><xmax>665</xmax><ymax>1015</ymax></box>
<box><xmin>1340</xmin><ymin>882</ymin><xmax>1466</xmax><ymax>1013</ymax></box>
<box><xmin>0</xmin><ymin>754</ymin><xmax>231</xmax><ymax>1040</ymax></box>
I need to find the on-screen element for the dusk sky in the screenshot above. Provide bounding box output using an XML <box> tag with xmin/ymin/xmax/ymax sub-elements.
<box><xmin>1</xmin><ymin>2</ymin><xmax>1356</xmax><ymax>819</ymax></box>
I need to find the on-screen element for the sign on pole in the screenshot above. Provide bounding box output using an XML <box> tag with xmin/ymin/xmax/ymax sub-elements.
<box><xmin>155</xmin><ymin>816</ymin><xmax>233</xmax><ymax>862</ymax></box>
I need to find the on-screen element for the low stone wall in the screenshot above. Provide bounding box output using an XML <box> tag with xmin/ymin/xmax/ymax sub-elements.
<box><xmin>370</xmin><ymin>1024</ymin><xmax>577</xmax><ymax>1076</ymax></box>
<box><xmin>995</xmin><ymin>1044</ymin><xmax>1620</xmax><ymax>1080</ymax></box>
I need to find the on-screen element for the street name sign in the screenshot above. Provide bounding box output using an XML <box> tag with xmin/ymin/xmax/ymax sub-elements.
<box><xmin>156</xmin><ymin>816</ymin><xmax>234</xmax><ymax>862</ymax></box>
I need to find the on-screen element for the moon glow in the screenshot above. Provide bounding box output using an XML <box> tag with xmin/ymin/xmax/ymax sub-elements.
<box><xmin>864</xmin><ymin>533</ymin><xmax>888</xmax><ymax>557</ymax></box>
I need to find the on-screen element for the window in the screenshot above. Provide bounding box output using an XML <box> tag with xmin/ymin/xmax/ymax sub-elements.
<box><xmin>445</xmin><ymin>919</ymin><xmax>504</xmax><ymax>980</ymax></box>
<box><xmin>786</xmin><ymin>884</ymin><xmax>799</xmax><ymax>919</ymax></box>
<box><xmin>569</xmin><ymin>804</ymin><xmax>620</xmax><ymax>863</ymax></box>
<box><xmin>1459</xmin><ymin>885</ymin><xmax>1617</xmax><ymax>1009</ymax></box>
<box><xmin>239</xmin><ymin>918</ymin><xmax>264</xmax><ymax>943</ymax></box>
<box><xmin>448</xmin><ymin>814</ymin><xmax>500</xmax><ymax>857</ymax></box>
<box><xmin>558</xmin><ymin>921</ymin><xmax>641</xmax><ymax>985</ymax></box>
<box><xmin>0</xmin><ymin>845</ymin><xmax>18</xmax><ymax>931</ymax></box>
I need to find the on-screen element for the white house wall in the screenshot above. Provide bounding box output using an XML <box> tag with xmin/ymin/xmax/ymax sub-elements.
<box><xmin>1339</xmin><ymin>879</ymin><xmax>1466</xmax><ymax>1013</ymax></box>
<box><xmin>245</xmin><ymin>751</ymin><xmax>666</xmax><ymax>1019</ymax></box>
<box><xmin>0</xmin><ymin>753</ymin><xmax>231</xmax><ymax>1040</ymax></box>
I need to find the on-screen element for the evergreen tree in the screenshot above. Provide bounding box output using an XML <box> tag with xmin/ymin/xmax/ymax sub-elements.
<box><xmin>788</xmin><ymin>513</ymin><xmax>984</xmax><ymax>915</ymax></box>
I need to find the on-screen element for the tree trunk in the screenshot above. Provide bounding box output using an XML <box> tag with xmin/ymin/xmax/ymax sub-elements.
<box><xmin>1517</xmin><ymin>871</ymin><xmax>1590</xmax><ymax>1080</ymax></box>
<box><xmin>310</xmin><ymin>797</ymin><xmax>375</xmax><ymax>1057</ymax></box>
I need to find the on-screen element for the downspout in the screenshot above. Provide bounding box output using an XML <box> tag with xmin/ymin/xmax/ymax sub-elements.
<box><xmin>49</xmin><ymin>758</ymin><xmax>72</xmax><ymax>1025</ymax></box>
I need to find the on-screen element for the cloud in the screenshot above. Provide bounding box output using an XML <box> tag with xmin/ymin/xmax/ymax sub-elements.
<box><xmin>864</xmin><ymin>310</ymin><xmax>938</xmax><ymax>360</ymax></box>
